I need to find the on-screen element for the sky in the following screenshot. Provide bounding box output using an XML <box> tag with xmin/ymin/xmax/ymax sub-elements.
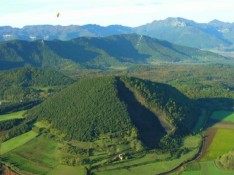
<box><xmin>0</xmin><ymin>0</ymin><xmax>234</xmax><ymax>27</ymax></box>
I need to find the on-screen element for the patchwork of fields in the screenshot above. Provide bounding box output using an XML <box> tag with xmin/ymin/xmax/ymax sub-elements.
<box><xmin>0</xmin><ymin>108</ymin><xmax>234</xmax><ymax>175</ymax></box>
<box><xmin>182</xmin><ymin>110</ymin><xmax>234</xmax><ymax>175</ymax></box>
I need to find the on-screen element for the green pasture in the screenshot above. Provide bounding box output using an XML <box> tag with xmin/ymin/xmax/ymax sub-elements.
<box><xmin>48</xmin><ymin>165</ymin><xmax>86</xmax><ymax>175</ymax></box>
<box><xmin>0</xmin><ymin>110</ymin><xmax>25</xmax><ymax>122</ymax></box>
<box><xmin>95</xmin><ymin>149</ymin><xmax>198</xmax><ymax>175</ymax></box>
<box><xmin>0</xmin><ymin>131</ymin><xmax>37</xmax><ymax>155</ymax></box>
<box><xmin>201</xmin><ymin>128</ymin><xmax>234</xmax><ymax>161</ymax></box>
<box><xmin>1</xmin><ymin>134</ymin><xmax>62</xmax><ymax>175</ymax></box>
<box><xmin>0</xmin><ymin>130</ymin><xmax>202</xmax><ymax>175</ymax></box>
<box><xmin>183</xmin><ymin>161</ymin><xmax>234</xmax><ymax>175</ymax></box>
<box><xmin>94</xmin><ymin>135</ymin><xmax>201</xmax><ymax>175</ymax></box>
<box><xmin>210</xmin><ymin>111</ymin><xmax>234</xmax><ymax>122</ymax></box>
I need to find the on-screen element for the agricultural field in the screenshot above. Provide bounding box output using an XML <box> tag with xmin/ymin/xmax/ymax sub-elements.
<box><xmin>0</xmin><ymin>131</ymin><xmax>37</xmax><ymax>155</ymax></box>
<box><xmin>94</xmin><ymin>135</ymin><xmax>201</xmax><ymax>175</ymax></box>
<box><xmin>48</xmin><ymin>165</ymin><xmax>86</xmax><ymax>175</ymax></box>
<box><xmin>182</xmin><ymin>161</ymin><xmax>234</xmax><ymax>175</ymax></box>
<box><xmin>182</xmin><ymin>110</ymin><xmax>234</xmax><ymax>175</ymax></box>
<box><xmin>0</xmin><ymin>110</ymin><xmax>25</xmax><ymax>122</ymax></box>
<box><xmin>1</xmin><ymin>134</ymin><xmax>62</xmax><ymax>175</ymax></box>
<box><xmin>0</xmin><ymin>131</ymin><xmax>201</xmax><ymax>175</ymax></box>
<box><xmin>95</xmin><ymin>150</ymin><xmax>198</xmax><ymax>175</ymax></box>
<box><xmin>201</xmin><ymin>128</ymin><xmax>234</xmax><ymax>161</ymax></box>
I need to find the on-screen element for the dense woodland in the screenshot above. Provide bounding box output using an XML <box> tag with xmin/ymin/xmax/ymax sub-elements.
<box><xmin>26</xmin><ymin>76</ymin><xmax>133</xmax><ymax>141</ymax></box>
<box><xmin>0</xmin><ymin>67</ymin><xmax>74</xmax><ymax>105</ymax></box>
<box><xmin>25</xmin><ymin>76</ymin><xmax>198</xmax><ymax>149</ymax></box>
<box><xmin>121</xmin><ymin>76</ymin><xmax>198</xmax><ymax>134</ymax></box>
<box><xmin>126</xmin><ymin>64</ymin><xmax>234</xmax><ymax>99</ymax></box>
<box><xmin>0</xmin><ymin>34</ymin><xmax>230</xmax><ymax>72</ymax></box>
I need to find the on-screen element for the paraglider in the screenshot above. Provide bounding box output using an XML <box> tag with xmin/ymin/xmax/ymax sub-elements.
<box><xmin>56</xmin><ymin>12</ymin><xmax>60</xmax><ymax>18</ymax></box>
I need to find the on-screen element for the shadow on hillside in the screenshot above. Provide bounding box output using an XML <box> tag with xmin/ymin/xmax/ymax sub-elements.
<box><xmin>91</xmin><ymin>37</ymin><xmax>150</xmax><ymax>63</ymax></box>
<box><xmin>46</xmin><ymin>41</ymin><xmax>99</xmax><ymax>63</ymax></box>
<box><xmin>116</xmin><ymin>78</ymin><xmax>166</xmax><ymax>149</ymax></box>
<box><xmin>196</xmin><ymin>97</ymin><xmax>234</xmax><ymax>129</ymax></box>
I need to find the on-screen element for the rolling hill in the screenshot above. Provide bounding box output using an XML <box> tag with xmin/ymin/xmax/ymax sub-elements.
<box><xmin>0</xmin><ymin>34</ymin><xmax>229</xmax><ymax>71</ymax></box>
<box><xmin>0</xmin><ymin>67</ymin><xmax>74</xmax><ymax>111</ymax></box>
<box><xmin>26</xmin><ymin>76</ymin><xmax>198</xmax><ymax>148</ymax></box>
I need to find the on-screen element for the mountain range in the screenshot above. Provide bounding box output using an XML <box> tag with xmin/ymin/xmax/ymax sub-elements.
<box><xmin>0</xmin><ymin>34</ymin><xmax>229</xmax><ymax>71</ymax></box>
<box><xmin>1</xmin><ymin>17</ymin><xmax>234</xmax><ymax>49</ymax></box>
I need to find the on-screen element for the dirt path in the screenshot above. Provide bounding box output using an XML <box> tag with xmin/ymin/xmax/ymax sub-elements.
<box><xmin>211</xmin><ymin>121</ymin><xmax>234</xmax><ymax>129</ymax></box>
<box><xmin>196</xmin><ymin>127</ymin><xmax>217</xmax><ymax>161</ymax></box>
<box><xmin>2</xmin><ymin>165</ymin><xmax>19</xmax><ymax>175</ymax></box>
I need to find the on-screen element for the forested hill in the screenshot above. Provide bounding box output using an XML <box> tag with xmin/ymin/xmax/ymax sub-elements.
<box><xmin>0</xmin><ymin>67</ymin><xmax>74</xmax><ymax>103</ymax></box>
<box><xmin>26</xmin><ymin>76</ymin><xmax>197</xmax><ymax>148</ymax></box>
<box><xmin>0</xmin><ymin>34</ymin><xmax>229</xmax><ymax>71</ymax></box>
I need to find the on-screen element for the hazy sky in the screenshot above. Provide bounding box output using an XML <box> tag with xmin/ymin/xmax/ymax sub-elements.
<box><xmin>1</xmin><ymin>0</ymin><xmax>234</xmax><ymax>27</ymax></box>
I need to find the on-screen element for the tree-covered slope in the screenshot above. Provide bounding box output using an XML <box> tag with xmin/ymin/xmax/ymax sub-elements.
<box><xmin>0</xmin><ymin>67</ymin><xmax>74</xmax><ymax>103</ymax></box>
<box><xmin>120</xmin><ymin>77</ymin><xmax>198</xmax><ymax>134</ymax></box>
<box><xmin>26</xmin><ymin>76</ymin><xmax>197</xmax><ymax>148</ymax></box>
<box><xmin>26</xmin><ymin>76</ymin><xmax>135</xmax><ymax>141</ymax></box>
<box><xmin>0</xmin><ymin>34</ymin><xmax>229</xmax><ymax>71</ymax></box>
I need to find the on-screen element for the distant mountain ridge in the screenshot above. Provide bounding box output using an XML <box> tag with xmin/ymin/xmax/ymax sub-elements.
<box><xmin>135</xmin><ymin>17</ymin><xmax>233</xmax><ymax>49</ymax></box>
<box><xmin>1</xmin><ymin>17</ymin><xmax>234</xmax><ymax>49</ymax></box>
<box><xmin>0</xmin><ymin>24</ymin><xmax>133</xmax><ymax>41</ymax></box>
<box><xmin>0</xmin><ymin>34</ymin><xmax>229</xmax><ymax>71</ymax></box>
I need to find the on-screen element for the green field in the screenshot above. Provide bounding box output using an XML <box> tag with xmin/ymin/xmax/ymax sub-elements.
<box><xmin>183</xmin><ymin>161</ymin><xmax>234</xmax><ymax>175</ymax></box>
<box><xmin>201</xmin><ymin>128</ymin><xmax>234</xmax><ymax>161</ymax></box>
<box><xmin>1</xmin><ymin>134</ymin><xmax>62</xmax><ymax>175</ymax></box>
<box><xmin>210</xmin><ymin>111</ymin><xmax>234</xmax><ymax>122</ymax></box>
<box><xmin>0</xmin><ymin>131</ymin><xmax>37</xmax><ymax>155</ymax></box>
<box><xmin>94</xmin><ymin>135</ymin><xmax>201</xmax><ymax>175</ymax></box>
<box><xmin>95</xmin><ymin>149</ymin><xmax>198</xmax><ymax>175</ymax></box>
<box><xmin>0</xmin><ymin>110</ymin><xmax>25</xmax><ymax>121</ymax></box>
<box><xmin>48</xmin><ymin>165</ymin><xmax>86</xmax><ymax>175</ymax></box>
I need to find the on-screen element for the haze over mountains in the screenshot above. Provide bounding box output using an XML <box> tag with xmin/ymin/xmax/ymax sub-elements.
<box><xmin>1</xmin><ymin>17</ymin><xmax>234</xmax><ymax>49</ymax></box>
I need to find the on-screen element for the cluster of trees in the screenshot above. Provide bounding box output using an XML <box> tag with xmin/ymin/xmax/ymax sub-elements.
<box><xmin>0</xmin><ymin>122</ymin><xmax>30</xmax><ymax>142</ymax></box>
<box><xmin>127</xmin><ymin>64</ymin><xmax>234</xmax><ymax>100</ymax></box>
<box><xmin>0</xmin><ymin>119</ymin><xmax>23</xmax><ymax>130</ymax></box>
<box><xmin>0</xmin><ymin>100</ymin><xmax>40</xmax><ymax>114</ymax></box>
<box><xmin>60</xmin><ymin>143</ymin><xmax>89</xmax><ymax>156</ymax></box>
<box><xmin>0</xmin><ymin>67</ymin><xmax>74</xmax><ymax>103</ymax></box>
<box><xmin>217</xmin><ymin>150</ymin><xmax>234</xmax><ymax>170</ymax></box>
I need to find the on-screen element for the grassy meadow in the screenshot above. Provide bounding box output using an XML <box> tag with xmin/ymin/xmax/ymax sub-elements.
<box><xmin>183</xmin><ymin>161</ymin><xmax>234</xmax><ymax>175</ymax></box>
<box><xmin>1</xmin><ymin>134</ymin><xmax>62</xmax><ymax>174</ymax></box>
<box><xmin>0</xmin><ymin>110</ymin><xmax>25</xmax><ymax>122</ymax></box>
<box><xmin>48</xmin><ymin>165</ymin><xmax>86</xmax><ymax>175</ymax></box>
<box><xmin>182</xmin><ymin>110</ymin><xmax>234</xmax><ymax>175</ymax></box>
<box><xmin>0</xmin><ymin>131</ymin><xmax>37</xmax><ymax>155</ymax></box>
<box><xmin>94</xmin><ymin>135</ymin><xmax>201</xmax><ymax>175</ymax></box>
<box><xmin>201</xmin><ymin>129</ymin><xmax>234</xmax><ymax>161</ymax></box>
